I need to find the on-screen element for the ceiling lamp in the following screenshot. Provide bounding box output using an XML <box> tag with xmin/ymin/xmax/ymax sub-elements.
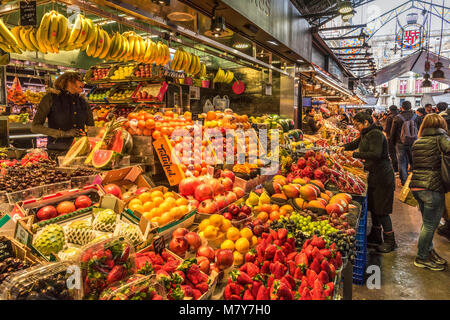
<box><xmin>432</xmin><ymin>61</ymin><xmax>445</xmax><ymax>80</ymax></box>
<box><xmin>338</xmin><ymin>0</ymin><xmax>353</xmax><ymax>14</ymax></box>
<box><xmin>422</xmin><ymin>73</ymin><xmax>432</xmax><ymax>88</ymax></box>
<box><xmin>342</xmin><ymin>10</ymin><xmax>355</xmax><ymax>22</ymax></box>
<box><xmin>233</xmin><ymin>42</ymin><xmax>250</xmax><ymax>49</ymax></box>
<box><xmin>152</xmin><ymin>0</ymin><xmax>169</xmax><ymax>5</ymax></box>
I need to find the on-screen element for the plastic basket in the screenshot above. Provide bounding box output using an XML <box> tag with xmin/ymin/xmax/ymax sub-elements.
<box><xmin>352</xmin><ymin>195</ymin><xmax>368</xmax><ymax>285</ymax></box>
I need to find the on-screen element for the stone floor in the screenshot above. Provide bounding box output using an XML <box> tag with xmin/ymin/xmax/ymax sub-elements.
<box><xmin>352</xmin><ymin>186</ymin><xmax>450</xmax><ymax>300</ymax></box>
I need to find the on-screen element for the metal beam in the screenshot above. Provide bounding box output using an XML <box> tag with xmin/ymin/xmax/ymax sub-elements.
<box><xmin>322</xmin><ymin>35</ymin><xmax>365</xmax><ymax>40</ymax></box>
<box><xmin>317</xmin><ymin>24</ymin><xmax>367</xmax><ymax>32</ymax></box>
<box><xmin>336</xmin><ymin>53</ymin><xmax>371</xmax><ymax>56</ymax></box>
<box><xmin>329</xmin><ymin>45</ymin><xmax>367</xmax><ymax>50</ymax></box>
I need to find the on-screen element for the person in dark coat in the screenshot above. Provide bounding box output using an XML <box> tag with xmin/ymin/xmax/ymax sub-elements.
<box><xmin>384</xmin><ymin>105</ymin><xmax>399</xmax><ymax>172</ymax></box>
<box><xmin>424</xmin><ymin>103</ymin><xmax>434</xmax><ymax>115</ymax></box>
<box><xmin>302</xmin><ymin>107</ymin><xmax>321</xmax><ymax>135</ymax></box>
<box><xmin>32</xmin><ymin>72</ymin><xmax>93</xmax><ymax>158</ymax></box>
<box><xmin>410</xmin><ymin>114</ymin><xmax>450</xmax><ymax>271</ymax></box>
<box><xmin>415</xmin><ymin>107</ymin><xmax>426</xmax><ymax>129</ymax></box>
<box><xmin>390</xmin><ymin>101</ymin><xmax>417</xmax><ymax>185</ymax></box>
<box><xmin>339</xmin><ymin>112</ymin><xmax>396</xmax><ymax>253</ymax></box>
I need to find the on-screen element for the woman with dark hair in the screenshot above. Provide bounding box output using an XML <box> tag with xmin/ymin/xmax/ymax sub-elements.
<box><xmin>410</xmin><ymin>114</ymin><xmax>450</xmax><ymax>271</ymax></box>
<box><xmin>31</xmin><ymin>71</ymin><xmax>94</xmax><ymax>155</ymax></box>
<box><xmin>338</xmin><ymin>112</ymin><xmax>396</xmax><ymax>252</ymax></box>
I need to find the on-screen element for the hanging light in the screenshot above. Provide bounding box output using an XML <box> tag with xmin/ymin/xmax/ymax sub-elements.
<box><xmin>432</xmin><ymin>61</ymin><xmax>445</xmax><ymax>80</ymax></box>
<box><xmin>422</xmin><ymin>73</ymin><xmax>432</xmax><ymax>88</ymax></box>
<box><xmin>342</xmin><ymin>10</ymin><xmax>355</xmax><ymax>22</ymax></box>
<box><xmin>338</xmin><ymin>0</ymin><xmax>353</xmax><ymax>14</ymax></box>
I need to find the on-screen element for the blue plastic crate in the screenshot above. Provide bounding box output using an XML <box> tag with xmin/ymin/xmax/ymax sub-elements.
<box><xmin>352</xmin><ymin>195</ymin><xmax>368</xmax><ymax>285</ymax></box>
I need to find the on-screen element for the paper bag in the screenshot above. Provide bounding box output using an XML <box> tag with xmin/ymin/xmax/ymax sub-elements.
<box><xmin>398</xmin><ymin>173</ymin><xmax>418</xmax><ymax>207</ymax></box>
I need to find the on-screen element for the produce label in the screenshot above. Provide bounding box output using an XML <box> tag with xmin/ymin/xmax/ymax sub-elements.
<box><xmin>152</xmin><ymin>235</ymin><xmax>165</xmax><ymax>254</ymax></box>
<box><xmin>153</xmin><ymin>136</ymin><xmax>185</xmax><ymax>186</ymax></box>
<box><xmin>0</xmin><ymin>238</ymin><xmax>13</xmax><ymax>261</ymax></box>
<box><xmin>20</xmin><ymin>1</ymin><xmax>37</xmax><ymax>26</ymax></box>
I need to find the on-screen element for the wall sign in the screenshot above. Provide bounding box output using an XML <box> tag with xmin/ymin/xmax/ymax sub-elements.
<box><xmin>396</xmin><ymin>23</ymin><xmax>426</xmax><ymax>51</ymax></box>
<box><xmin>20</xmin><ymin>1</ymin><xmax>37</xmax><ymax>26</ymax></box>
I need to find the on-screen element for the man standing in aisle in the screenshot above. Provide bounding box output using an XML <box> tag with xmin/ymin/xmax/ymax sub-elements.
<box><xmin>424</xmin><ymin>103</ymin><xmax>434</xmax><ymax>115</ymax></box>
<box><xmin>437</xmin><ymin>102</ymin><xmax>450</xmax><ymax>128</ymax></box>
<box><xmin>415</xmin><ymin>107</ymin><xmax>426</xmax><ymax>129</ymax></box>
<box><xmin>384</xmin><ymin>105</ymin><xmax>399</xmax><ymax>172</ymax></box>
<box><xmin>390</xmin><ymin>101</ymin><xmax>418</xmax><ymax>185</ymax></box>
<box><xmin>302</xmin><ymin>107</ymin><xmax>322</xmax><ymax>135</ymax></box>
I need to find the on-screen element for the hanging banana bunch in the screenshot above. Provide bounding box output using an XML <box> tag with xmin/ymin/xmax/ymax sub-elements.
<box><xmin>0</xmin><ymin>19</ymin><xmax>22</xmax><ymax>53</ymax></box>
<box><xmin>170</xmin><ymin>48</ymin><xmax>202</xmax><ymax>75</ymax></box>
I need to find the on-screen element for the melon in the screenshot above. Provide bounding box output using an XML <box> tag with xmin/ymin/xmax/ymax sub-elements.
<box><xmin>61</xmin><ymin>136</ymin><xmax>90</xmax><ymax>167</ymax></box>
<box><xmin>92</xmin><ymin>149</ymin><xmax>119</xmax><ymax>169</ymax></box>
<box><xmin>108</xmin><ymin>129</ymin><xmax>133</xmax><ymax>154</ymax></box>
<box><xmin>88</xmin><ymin>137</ymin><xmax>101</xmax><ymax>150</ymax></box>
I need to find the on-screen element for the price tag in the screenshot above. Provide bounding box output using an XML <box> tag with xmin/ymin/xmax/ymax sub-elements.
<box><xmin>0</xmin><ymin>238</ymin><xmax>14</xmax><ymax>262</ymax></box>
<box><xmin>20</xmin><ymin>1</ymin><xmax>37</xmax><ymax>26</ymax></box>
<box><xmin>153</xmin><ymin>235</ymin><xmax>165</xmax><ymax>254</ymax></box>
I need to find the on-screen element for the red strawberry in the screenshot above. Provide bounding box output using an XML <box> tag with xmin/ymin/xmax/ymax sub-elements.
<box><xmin>310</xmin><ymin>258</ymin><xmax>321</xmax><ymax>274</ymax></box>
<box><xmin>321</xmin><ymin>259</ymin><xmax>331</xmax><ymax>275</ymax></box>
<box><xmin>300</xmin><ymin>287</ymin><xmax>312</xmax><ymax>300</ymax></box>
<box><xmin>318</xmin><ymin>270</ymin><xmax>329</xmax><ymax>284</ymax></box>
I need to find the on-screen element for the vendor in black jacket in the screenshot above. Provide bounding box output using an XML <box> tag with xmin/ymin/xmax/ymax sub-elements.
<box><xmin>302</xmin><ymin>107</ymin><xmax>322</xmax><ymax>135</ymax></box>
<box><xmin>338</xmin><ymin>112</ymin><xmax>396</xmax><ymax>253</ymax></box>
<box><xmin>31</xmin><ymin>72</ymin><xmax>94</xmax><ymax>156</ymax></box>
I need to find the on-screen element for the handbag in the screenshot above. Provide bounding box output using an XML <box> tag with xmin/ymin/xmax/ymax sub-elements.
<box><xmin>437</xmin><ymin>137</ymin><xmax>450</xmax><ymax>193</ymax></box>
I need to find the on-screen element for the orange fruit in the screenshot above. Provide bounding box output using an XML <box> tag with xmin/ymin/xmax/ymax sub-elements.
<box><xmin>178</xmin><ymin>205</ymin><xmax>190</xmax><ymax>215</ymax></box>
<box><xmin>138</xmin><ymin>120</ymin><xmax>146</xmax><ymax>129</ymax></box>
<box><xmin>138</xmin><ymin>192</ymin><xmax>152</xmax><ymax>203</ymax></box>
<box><xmin>256</xmin><ymin>211</ymin><xmax>269</xmax><ymax>223</ymax></box>
<box><xmin>209</xmin><ymin>214</ymin><xmax>223</xmax><ymax>227</ymax></box>
<box><xmin>271</xmin><ymin>204</ymin><xmax>280</xmax><ymax>212</ymax></box>
<box><xmin>159</xmin><ymin>202</ymin><xmax>172</xmax><ymax>214</ymax></box>
<box><xmin>240</xmin><ymin>227</ymin><xmax>253</xmax><ymax>240</ymax></box>
<box><xmin>221</xmin><ymin>239</ymin><xmax>235</xmax><ymax>251</ymax></box>
<box><xmin>129</xmin><ymin>198</ymin><xmax>142</xmax><ymax>207</ymax></box>
<box><xmin>203</xmin><ymin>225</ymin><xmax>218</xmax><ymax>240</ymax></box>
<box><xmin>159</xmin><ymin>212</ymin><xmax>172</xmax><ymax>226</ymax></box>
<box><xmin>151</xmin><ymin>190</ymin><xmax>164</xmax><ymax>199</ymax></box>
<box><xmin>152</xmin><ymin>197</ymin><xmax>164</xmax><ymax>207</ymax></box>
<box><xmin>144</xmin><ymin>113</ymin><xmax>154</xmax><ymax>121</ymax></box>
<box><xmin>150</xmin><ymin>207</ymin><xmax>163</xmax><ymax>217</ymax></box>
<box><xmin>259</xmin><ymin>204</ymin><xmax>272</xmax><ymax>213</ymax></box>
<box><xmin>169</xmin><ymin>207</ymin><xmax>182</xmax><ymax>220</ymax></box>
<box><xmin>233</xmin><ymin>251</ymin><xmax>244</xmax><ymax>266</ymax></box>
<box><xmin>143</xmin><ymin>201</ymin><xmax>155</xmax><ymax>212</ymax></box>
<box><xmin>163</xmin><ymin>192</ymin><xmax>176</xmax><ymax>199</ymax></box>
<box><xmin>226</xmin><ymin>227</ymin><xmax>240</xmax><ymax>241</ymax></box>
<box><xmin>145</xmin><ymin>119</ymin><xmax>155</xmax><ymax>129</ymax></box>
<box><xmin>128</xmin><ymin>112</ymin><xmax>138</xmax><ymax>120</ymax></box>
<box><xmin>152</xmin><ymin>130</ymin><xmax>161</xmax><ymax>140</ymax></box>
<box><xmin>164</xmin><ymin>197</ymin><xmax>177</xmax><ymax>207</ymax></box>
<box><xmin>143</xmin><ymin>211</ymin><xmax>152</xmax><ymax>220</ymax></box>
<box><xmin>198</xmin><ymin>219</ymin><xmax>210</xmax><ymax>231</ymax></box>
<box><xmin>151</xmin><ymin>217</ymin><xmax>161</xmax><ymax>225</ymax></box>
<box><xmin>235</xmin><ymin>238</ymin><xmax>250</xmax><ymax>254</ymax></box>
<box><xmin>176</xmin><ymin>197</ymin><xmax>188</xmax><ymax>206</ymax></box>
<box><xmin>206</xmin><ymin>111</ymin><xmax>216</xmax><ymax>121</ymax></box>
<box><xmin>220</xmin><ymin>218</ymin><xmax>231</xmax><ymax>232</ymax></box>
<box><xmin>165</xmin><ymin>110</ymin><xmax>174</xmax><ymax>118</ymax></box>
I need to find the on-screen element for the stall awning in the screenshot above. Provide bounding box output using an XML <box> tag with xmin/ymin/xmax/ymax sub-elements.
<box><xmin>364</xmin><ymin>49</ymin><xmax>450</xmax><ymax>86</ymax></box>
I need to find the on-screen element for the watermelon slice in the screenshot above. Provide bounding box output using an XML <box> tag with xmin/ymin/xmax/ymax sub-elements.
<box><xmin>108</xmin><ymin>129</ymin><xmax>133</xmax><ymax>154</ymax></box>
<box><xmin>88</xmin><ymin>137</ymin><xmax>101</xmax><ymax>150</ymax></box>
<box><xmin>92</xmin><ymin>149</ymin><xmax>118</xmax><ymax>169</ymax></box>
<box><xmin>61</xmin><ymin>136</ymin><xmax>90</xmax><ymax>167</ymax></box>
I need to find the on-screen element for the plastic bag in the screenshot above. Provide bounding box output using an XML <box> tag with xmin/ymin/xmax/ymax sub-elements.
<box><xmin>99</xmin><ymin>274</ymin><xmax>165</xmax><ymax>300</ymax></box>
<box><xmin>78</xmin><ymin>236</ymin><xmax>136</xmax><ymax>300</ymax></box>
<box><xmin>203</xmin><ymin>99</ymin><xmax>214</xmax><ymax>113</ymax></box>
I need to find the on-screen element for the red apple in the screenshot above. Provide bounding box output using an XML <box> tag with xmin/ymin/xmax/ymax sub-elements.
<box><xmin>36</xmin><ymin>205</ymin><xmax>57</xmax><ymax>221</ymax></box>
<box><xmin>179</xmin><ymin>177</ymin><xmax>202</xmax><ymax>197</ymax></box>
<box><xmin>169</xmin><ymin>236</ymin><xmax>189</xmax><ymax>256</ymax></box>
<box><xmin>103</xmin><ymin>184</ymin><xmax>122</xmax><ymax>199</ymax></box>
<box><xmin>198</xmin><ymin>199</ymin><xmax>218</xmax><ymax>214</ymax></box>
<box><xmin>194</xmin><ymin>184</ymin><xmax>214</xmax><ymax>202</ymax></box>
<box><xmin>185</xmin><ymin>232</ymin><xmax>202</xmax><ymax>251</ymax></box>
<box><xmin>232</xmin><ymin>187</ymin><xmax>245</xmax><ymax>199</ymax></box>
<box><xmin>172</xmin><ymin>227</ymin><xmax>189</xmax><ymax>238</ymax></box>
<box><xmin>74</xmin><ymin>195</ymin><xmax>92</xmax><ymax>209</ymax></box>
<box><xmin>240</xmin><ymin>205</ymin><xmax>251</xmax><ymax>215</ymax></box>
<box><xmin>135</xmin><ymin>187</ymin><xmax>150</xmax><ymax>196</ymax></box>
<box><xmin>220</xmin><ymin>177</ymin><xmax>233</xmax><ymax>192</ymax></box>
<box><xmin>197</xmin><ymin>245</ymin><xmax>215</xmax><ymax>262</ymax></box>
<box><xmin>215</xmin><ymin>249</ymin><xmax>234</xmax><ymax>270</ymax></box>
<box><xmin>223</xmin><ymin>212</ymin><xmax>233</xmax><ymax>220</ymax></box>
<box><xmin>221</xmin><ymin>169</ymin><xmax>235</xmax><ymax>183</ymax></box>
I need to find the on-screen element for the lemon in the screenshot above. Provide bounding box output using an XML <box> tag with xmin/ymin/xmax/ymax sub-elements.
<box><xmin>220</xmin><ymin>218</ymin><xmax>232</xmax><ymax>232</ymax></box>
<box><xmin>226</xmin><ymin>227</ymin><xmax>240</xmax><ymax>241</ymax></box>
<box><xmin>233</xmin><ymin>251</ymin><xmax>244</xmax><ymax>266</ymax></box>
<box><xmin>198</xmin><ymin>219</ymin><xmax>210</xmax><ymax>231</ymax></box>
<box><xmin>235</xmin><ymin>237</ymin><xmax>250</xmax><ymax>254</ymax></box>
<box><xmin>221</xmin><ymin>239</ymin><xmax>235</xmax><ymax>251</ymax></box>
<box><xmin>240</xmin><ymin>227</ymin><xmax>253</xmax><ymax>241</ymax></box>
<box><xmin>209</xmin><ymin>214</ymin><xmax>223</xmax><ymax>227</ymax></box>
<box><xmin>203</xmin><ymin>225</ymin><xmax>218</xmax><ymax>240</ymax></box>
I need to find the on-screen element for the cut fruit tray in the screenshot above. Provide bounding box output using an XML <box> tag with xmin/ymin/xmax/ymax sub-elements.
<box><xmin>131</xmin><ymin>83</ymin><xmax>164</xmax><ymax>103</ymax></box>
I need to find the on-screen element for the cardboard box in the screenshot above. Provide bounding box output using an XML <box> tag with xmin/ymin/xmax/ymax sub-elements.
<box><xmin>97</xmin><ymin>165</ymin><xmax>151</xmax><ymax>192</ymax></box>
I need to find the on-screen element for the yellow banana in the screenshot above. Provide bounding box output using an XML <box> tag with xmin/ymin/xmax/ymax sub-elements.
<box><xmin>164</xmin><ymin>44</ymin><xmax>171</xmax><ymax>65</ymax></box>
<box><xmin>0</xmin><ymin>18</ymin><xmax>18</xmax><ymax>47</ymax></box>
<box><xmin>11</xmin><ymin>26</ymin><xmax>26</xmax><ymax>51</ymax></box>
<box><xmin>59</xmin><ymin>27</ymin><xmax>71</xmax><ymax>50</ymax></box>
<box><xmin>174</xmin><ymin>49</ymin><xmax>184</xmax><ymax>71</ymax></box>
<box><xmin>81</xmin><ymin>17</ymin><xmax>95</xmax><ymax>50</ymax></box>
<box><xmin>48</xmin><ymin>11</ymin><xmax>59</xmax><ymax>45</ymax></box>
<box><xmin>194</xmin><ymin>56</ymin><xmax>201</xmax><ymax>75</ymax></box>
<box><xmin>0</xmin><ymin>43</ymin><xmax>13</xmax><ymax>53</ymax></box>
<box><xmin>98</xmin><ymin>30</ymin><xmax>111</xmax><ymax>59</ymax></box>
<box><xmin>93</xmin><ymin>27</ymin><xmax>104</xmax><ymax>58</ymax></box>
<box><xmin>37</xmin><ymin>12</ymin><xmax>51</xmax><ymax>44</ymax></box>
<box><xmin>68</xmin><ymin>14</ymin><xmax>82</xmax><ymax>46</ymax></box>
<box><xmin>55</xmin><ymin>14</ymin><xmax>68</xmax><ymax>45</ymax></box>
<box><xmin>20</xmin><ymin>27</ymin><xmax>33</xmax><ymax>51</ymax></box>
<box><xmin>85</xmin><ymin>25</ymin><xmax>98</xmax><ymax>57</ymax></box>
<box><xmin>148</xmin><ymin>40</ymin><xmax>157</xmax><ymax>64</ymax></box>
<box><xmin>28</xmin><ymin>28</ymin><xmax>40</xmax><ymax>51</ymax></box>
<box><xmin>170</xmin><ymin>48</ymin><xmax>180</xmax><ymax>70</ymax></box>
<box><xmin>77</xmin><ymin>15</ymin><xmax>89</xmax><ymax>47</ymax></box>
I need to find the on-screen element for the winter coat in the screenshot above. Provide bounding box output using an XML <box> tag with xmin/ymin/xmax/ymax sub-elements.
<box><xmin>389</xmin><ymin>110</ymin><xmax>416</xmax><ymax>146</ymax></box>
<box><xmin>344</xmin><ymin>123</ymin><xmax>395</xmax><ymax>215</ymax></box>
<box><xmin>439</xmin><ymin>109</ymin><xmax>450</xmax><ymax>131</ymax></box>
<box><xmin>383</xmin><ymin>111</ymin><xmax>398</xmax><ymax>139</ymax></box>
<box><xmin>302</xmin><ymin>114</ymin><xmax>321</xmax><ymax>135</ymax></box>
<box><xmin>410</xmin><ymin>128</ymin><xmax>450</xmax><ymax>193</ymax></box>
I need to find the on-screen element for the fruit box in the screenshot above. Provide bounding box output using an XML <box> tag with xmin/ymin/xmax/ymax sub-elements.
<box><xmin>131</xmin><ymin>63</ymin><xmax>164</xmax><ymax>81</ymax></box>
<box><xmin>6</xmin><ymin>181</ymin><xmax>72</xmax><ymax>206</ymax></box>
<box><xmin>133</xmin><ymin>186</ymin><xmax>197</xmax><ymax>244</ymax></box>
<box><xmin>86</xmin><ymin>87</ymin><xmax>110</xmax><ymax>104</ymax></box>
<box><xmin>57</xmin><ymin>155</ymin><xmax>131</xmax><ymax>170</ymax></box>
<box><xmin>99</xmin><ymin>274</ymin><xmax>166</xmax><ymax>300</ymax></box>
<box><xmin>0</xmin><ymin>235</ymin><xmax>42</xmax><ymax>265</ymax></box>
<box><xmin>13</xmin><ymin>194</ymin><xmax>143</xmax><ymax>262</ymax></box>
<box><xmin>0</xmin><ymin>261</ymin><xmax>83</xmax><ymax>300</ymax></box>
<box><xmin>106</xmin><ymin>84</ymin><xmax>137</xmax><ymax>104</ymax></box>
<box><xmin>84</xmin><ymin>64</ymin><xmax>114</xmax><ymax>84</ymax></box>
<box><xmin>136</xmin><ymin>246</ymin><xmax>218</xmax><ymax>300</ymax></box>
<box><xmin>96</xmin><ymin>165</ymin><xmax>151</xmax><ymax>198</ymax></box>
<box><xmin>131</xmin><ymin>83</ymin><xmax>164</xmax><ymax>103</ymax></box>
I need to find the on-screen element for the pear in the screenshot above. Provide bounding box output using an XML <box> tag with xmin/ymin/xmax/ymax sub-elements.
<box><xmin>248</xmin><ymin>192</ymin><xmax>260</xmax><ymax>207</ymax></box>
<box><xmin>259</xmin><ymin>192</ymin><xmax>271</xmax><ymax>205</ymax></box>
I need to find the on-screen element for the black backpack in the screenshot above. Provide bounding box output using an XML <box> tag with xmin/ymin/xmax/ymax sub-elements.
<box><xmin>398</xmin><ymin>114</ymin><xmax>418</xmax><ymax>145</ymax></box>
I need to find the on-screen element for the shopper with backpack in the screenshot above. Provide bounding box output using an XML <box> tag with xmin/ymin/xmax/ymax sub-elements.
<box><xmin>390</xmin><ymin>101</ymin><xmax>418</xmax><ymax>185</ymax></box>
<box><xmin>410</xmin><ymin>114</ymin><xmax>450</xmax><ymax>271</ymax></box>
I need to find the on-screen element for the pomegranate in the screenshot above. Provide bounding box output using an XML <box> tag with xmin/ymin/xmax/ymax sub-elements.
<box><xmin>36</xmin><ymin>205</ymin><xmax>57</xmax><ymax>221</ymax></box>
<box><xmin>198</xmin><ymin>199</ymin><xmax>219</xmax><ymax>214</ymax></box>
<box><xmin>220</xmin><ymin>169</ymin><xmax>235</xmax><ymax>182</ymax></box>
<box><xmin>179</xmin><ymin>177</ymin><xmax>201</xmax><ymax>197</ymax></box>
<box><xmin>194</xmin><ymin>184</ymin><xmax>214</xmax><ymax>202</ymax></box>
<box><xmin>196</xmin><ymin>256</ymin><xmax>211</xmax><ymax>275</ymax></box>
<box><xmin>220</xmin><ymin>177</ymin><xmax>233</xmax><ymax>192</ymax></box>
<box><xmin>172</xmin><ymin>227</ymin><xmax>189</xmax><ymax>238</ymax></box>
<box><xmin>169</xmin><ymin>236</ymin><xmax>188</xmax><ymax>256</ymax></box>
<box><xmin>214</xmin><ymin>195</ymin><xmax>228</xmax><ymax>210</ymax></box>
<box><xmin>208</xmin><ymin>179</ymin><xmax>224</xmax><ymax>196</ymax></box>
<box><xmin>103</xmin><ymin>184</ymin><xmax>122</xmax><ymax>199</ymax></box>
<box><xmin>185</xmin><ymin>232</ymin><xmax>202</xmax><ymax>251</ymax></box>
